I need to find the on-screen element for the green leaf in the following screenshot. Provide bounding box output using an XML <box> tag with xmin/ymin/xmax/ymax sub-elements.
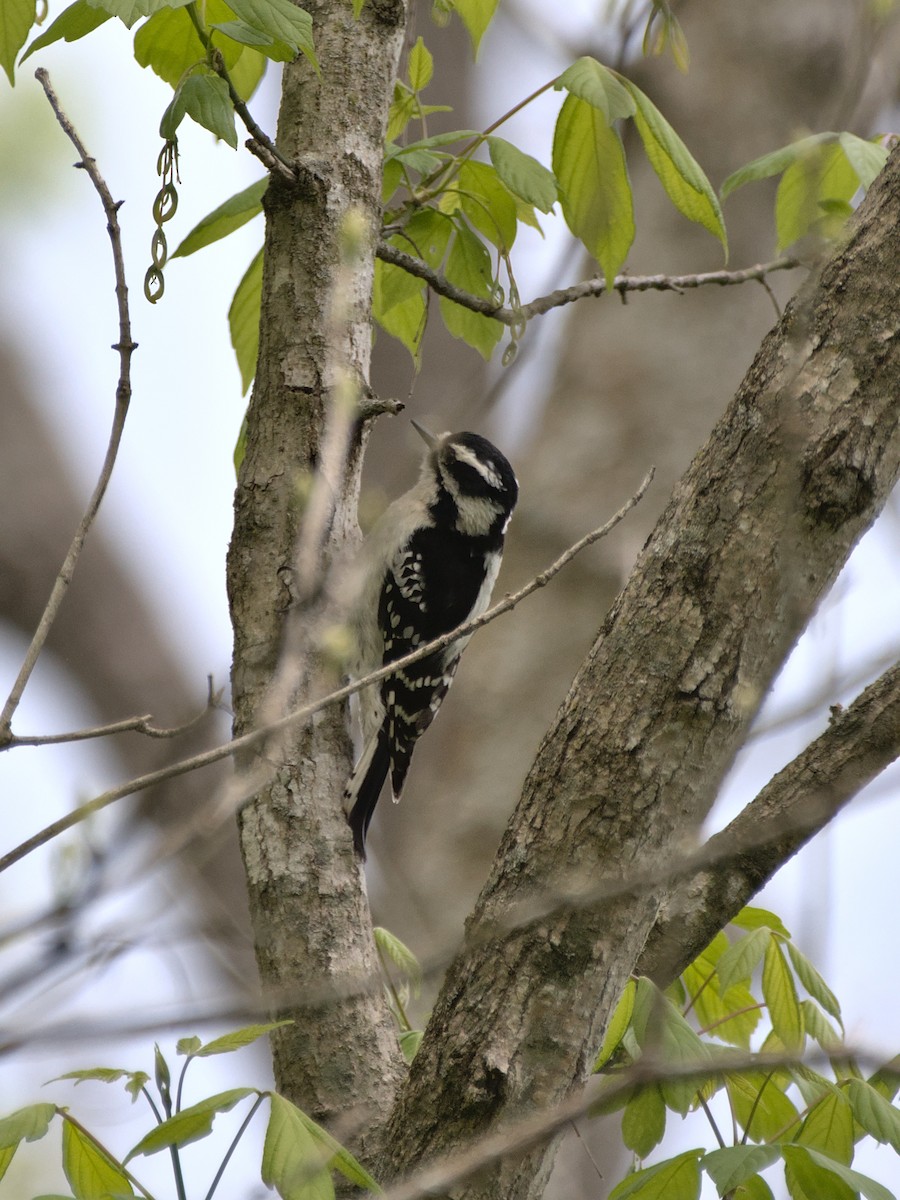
<box><xmin>176</xmin><ymin>1036</ymin><xmax>203</xmax><ymax>1056</ymax></box>
<box><xmin>225</xmin><ymin>0</ymin><xmax>315</xmax><ymax>67</ymax></box>
<box><xmin>735</xmin><ymin>1174</ymin><xmax>776</xmax><ymax>1200</ymax></box>
<box><xmin>720</xmin><ymin>133</ymin><xmax>836</xmax><ymax>200</ymax></box>
<box><xmin>165</xmin><ymin>71</ymin><xmax>238</xmax><ymax>146</ymax></box>
<box><xmin>451</xmin><ymin>0</ymin><xmax>498</xmax><ymax>56</ymax></box>
<box><xmin>0</xmin><ymin>1143</ymin><xmax>17</xmax><ymax>1183</ymax></box>
<box><xmin>837</xmin><ymin>132</ymin><xmax>888</xmax><ymax>188</ymax></box>
<box><xmin>702</xmin><ymin>1144</ymin><xmax>781</xmax><ymax>1194</ymax></box>
<box><xmin>373</xmin><ymin>927</ymin><xmax>422</xmax><ymax>989</ymax></box>
<box><xmin>683</xmin><ymin>961</ymin><xmax>760</xmax><ymax>1049</ymax></box>
<box><xmin>373</xmin><ymin>259</ymin><xmax>426</xmax><ymax>360</ymax></box>
<box><xmin>388</xmin><ymin>129</ymin><xmax>479</xmax><ymax>156</ymax></box>
<box><xmin>846</xmin><ymin>1078</ymin><xmax>900</xmax><ymax>1153</ymax></box>
<box><xmin>194</xmin><ymin>1020</ymin><xmax>293</xmax><ymax>1057</ymax></box>
<box><xmin>1</xmin><ymin>0</ymin><xmax>34</xmax><ymax>83</ymax></box>
<box><xmin>212</xmin><ymin>17</ymin><xmax>271</xmax><ymax>45</ymax></box>
<box><xmin>0</xmin><ymin>1103</ymin><xmax>56</xmax><ymax>1148</ymax></box>
<box><xmin>387</xmin><ymin>81</ymin><xmax>417</xmax><ymax>142</ymax></box>
<box><xmin>127</xmin><ymin>1088</ymin><xmax>255</xmax><ymax>1158</ymax></box>
<box><xmin>62</xmin><ymin>1120</ymin><xmax>133</xmax><ymax>1200</ymax></box>
<box><xmin>388</xmin><ymin>144</ymin><xmax>443</xmax><ymax>175</ymax></box>
<box><xmin>555</xmin><ymin>56</ymin><xmax>635</xmax><ymax>122</ymax></box>
<box><xmin>233</xmin><ymin>415</ymin><xmax>247</xmax><ymax>475</ymax></box>
<box><xmin>20</xmin><ymin>0</ymin><xmax>110</xmax><ymax>64</ymax></box>
<box><xmin>621</xmin><ymin>1085</ymin><xmax>666</xmax><ymax>1158</ymax></box>
<box><xmin>212</xmin><ymin>19</ymin><xmax>294</xmax><ymax>61</ymax></box>
<box><xmin>230</xmin><ymin>247</ymin><xmax>264</xmax><ymax>392</ymax></box>
<box><xmin>784</xmin><ymin>1146</ymin><xmax>894</xmax><ymax>1200</ymax></box>
<box><xmin>716</xmin><ymin>926</ymin><xmax>770</xmax><ymax>993</ymax></box>
<box><xmin>408</xmin><ymin>35</ymin><xmax>432</xmax><ymax>89</ymax></box>
<box><xmin>382</xmin><ymin>157</ymin><xmax>403</xmax><ymax>204</ymax></box>
<box><xmin>775</xmin><ymin>141</ymin><xmax>859</xmax><ymax>252</ymax></box>
<box><xmin>624</xmin><ymin>78</ymin><xmax>727</xmax><ymax>255</ymax></box>
<box><xmin>786</xmin><ymin>943</ymin><xmax>842</xmax><ymax>1023</ymax></box>
<box><xmin>629</xmin><ymin>976</ymin><xmax>660</xmax><ymax>1048</ymax></box>
<box><xmin>226</xmin><ymin>43</ymin><xmax>268</xmax><ymax>99</ymax></box>
<box><xmin>399</xmin><ymin>1029</ymin><xmax>423</xmax><ymax>1063</ymax></box>
<box><xmin>85</xmin><ymin>0</ymin><xmax>191</xmax><ymax>29</ymax></box>
<box><xmin>134</xmin><ymin>0</ymin><xmax>239</xmax><ymax>88</ymax></box>
<box><xmin>595</xmin><ymin>978</ymin><xmax>636</xmax><ymax>1071</ymax></box>
<box><xmin>438</xmin><ymin>222</ymin><xmax>503</xmax><ymax>359</ymax></box>
<box><xmin>262</xmin><ymin>1094</ymin><xmax>334</xmax><ymax>1200</ymax></box>
<box><xmin>656</xmin><ymin>1003</ymin><xmax>711</xmax><ymax>1116</ymax></box>
<box><xmin>796</xmin><ymin>1088</ymin><xmax>854</xmax><ymax>1165</ymax></box>
<box><xmin>283</xmin><ymin>1099</ymin><xmax>382</xmax><ymax>1193</ymax></box>
<box><xmin>799</xmin><ymin>1000</ymin><xmax>841</xmax><ymax>1052</ymax></box>
<box><xmin>608</xmin><ymin>1149</ymin><xmax>703</xmax><ymax>1200</ymax></box>
<box><xmin>731</xmin><ymin>907</ymin><xmax>791</xmax><ymax>937</ymax></box>
<box><xmin>52</xmin><ymin>1068</ymin><xmax>134</xmax><ymax>1086</ymax></box>
<box><xmin>456</xmin><ymin>159</ymin><xmax>518</xmax><ymax>251</ymax></box>
<box><xmin>552</xmin><ymin>93</ymin><xmax>634</xmax><ymax>285</ymax></box>
<box><xmin>373</xmin><ymin>209</ymin><xmax>451</xmax><ymax>358</ymax></box>
<box><xmin>487</xmin><ymin>137</ymin><xmax>557</xmax><ymax>213</ymax></box>
<box><xmin>868</xmin><ymin>1058</ymin><xmax>900</xmax><ymax>1105</ymax></box>
<box><xmin>50</xmin><ymin>1069</ymin><xmax>150</xmax><ymax>1104</ymax></box>
<box><xmin>173</xmin><ymin>178</ymin><xmax>267</xmax><ymax>257</ymax></box>
<box><xmin>763</xmin><ymin>937</ymin><xmax>803</xmax><ymax>1051</ymax></box>
<box><xmin>727</xmin><ymin>1072</ymin><xmax>799</xmax><ymax>1142</ymax></box>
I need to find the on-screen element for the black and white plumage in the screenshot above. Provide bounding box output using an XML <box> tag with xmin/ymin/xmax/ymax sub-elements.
<box><xmin>344</xmin><ymin>421</ymin><xmax>519</xmax><ymax>857</ymax></box>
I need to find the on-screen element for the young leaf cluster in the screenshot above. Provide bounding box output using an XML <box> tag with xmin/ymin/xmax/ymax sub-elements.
<box><xmin>374</xmin><ymin>925</ymin><xmax>425</xmax><ymax>1063</ymax></box>
<box><xmin>0</xmin><ymin>1020</ymin><xmax>380</xmax><ymax>1200</ymax></box>
<box><xmin>595</xmin><ymin>906</ymin><xmax>900</xmax><ymax>1200</ymax></box>
<box><xmin>722</xmin><ymin>131</ymin><xmax>891</xmax><ymax>253</ymax></box>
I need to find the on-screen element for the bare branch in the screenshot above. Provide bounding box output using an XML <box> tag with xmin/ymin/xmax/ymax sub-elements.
<box><xmin>376</xmin><ymin>240</ymin><xmax>802</xmax><ymax>325</ymax></box>
<box><xmin>3</xmin><ymin>677</ymin><xmax>222</xmax><ymax>748</ymax></box>
<box><xmin>0</xmin><ymin>72</ymin><xmax>137</xmax><ymax>740</ymax></box>
<box><xmin>0</xmin><ymin>470</ymin><xmax>654</xmax><ymax>875</ymax></box>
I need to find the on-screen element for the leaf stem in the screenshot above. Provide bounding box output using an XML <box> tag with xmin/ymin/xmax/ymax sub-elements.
<box><xmin>204</xmin><ymin>1094</ymin><xmax>265</xmax><ymax>1200</ymax></box>
<box><xmin>416</xmin><ymin>75</ymin><xmax>558</xmax><ymax>204</ymax></box>
<box><xmin>376</xmin><ymin>938</ymin><xmax>413</xmax><ymax>1033</ymax></box>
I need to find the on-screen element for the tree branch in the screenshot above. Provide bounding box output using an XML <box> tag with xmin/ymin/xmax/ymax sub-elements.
<box><xmin>0</xmin><ymin>72</ymin><xmax>136</xmax><ymax>740</ymax></box>
<box><xmin>2</xmin><ymin>676</ymin><xmax>221</xmax><ymax>748</ymax></box>
<box><xmin>639</xmin><ymin>658</ymin><xmax>900</xmax><ymax>986</ymax></box>
<box><xmin>376</xmin><ymin>240</ymin><xmax>802</xmax><ymax>325</ymax></box>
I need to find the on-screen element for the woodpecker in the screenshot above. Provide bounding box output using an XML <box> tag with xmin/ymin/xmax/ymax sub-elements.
<box><xmin>344</xmin><ymin>421</ymin><xmax>518</xmax><ymax>857</ymax></box>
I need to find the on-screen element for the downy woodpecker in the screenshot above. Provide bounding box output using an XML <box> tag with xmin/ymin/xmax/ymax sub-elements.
<box><xmin>344</xmin><ymin>421</ymin><xmax>518</xmax><ymax>856</ymax></box>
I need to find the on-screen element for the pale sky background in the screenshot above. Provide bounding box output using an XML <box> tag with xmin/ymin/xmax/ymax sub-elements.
<box><xmin>0</xmin><ymin>2</ymin><xmax>899</xmax><ymax>1196</ymax></box>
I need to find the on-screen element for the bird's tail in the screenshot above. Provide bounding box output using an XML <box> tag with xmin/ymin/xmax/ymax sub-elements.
<box><xmin>344</xmin><ymin>729</ymin><xmax>391</xmax><ymax>858</ymax></box>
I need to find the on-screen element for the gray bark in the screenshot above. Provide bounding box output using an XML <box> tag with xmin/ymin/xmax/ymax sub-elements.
<box><xmin>226</xmin><ymin>0</ymin><xmax>410</xmax><ymax>1128</ymax></box>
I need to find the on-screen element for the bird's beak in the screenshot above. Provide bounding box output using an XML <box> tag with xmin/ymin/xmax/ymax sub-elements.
<box><xmin>411</xmin><ymin>419</ymin><xmax>438</xmax><ymax>449</ymax></box>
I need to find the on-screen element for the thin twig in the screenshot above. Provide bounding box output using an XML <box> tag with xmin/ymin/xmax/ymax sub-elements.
<box><xmin>0</xmin><ymin>72</ymin><xmax>137</xmax><ymax>741</ymax></box>
<box><xmin>376</xmin><ymin>241</ymin><xmax>802</xmax><ymax>325</ymax></box>
<box><xmin>184</xmin><ymin>3</ymin><xmax>297</xmax><ymax>178</ymax></box>
<box><xmin>0</xmin><ymin>470</ymin><xmax>654</xmax><ymax>875</ymax></box>
<box><xmin>3</xmin><ymin>677</ymin><xmax>222</xmax><ymax>748</ymax></box>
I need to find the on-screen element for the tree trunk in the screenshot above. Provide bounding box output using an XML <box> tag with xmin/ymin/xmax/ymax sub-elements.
<box><xmin>226</xmin><ymin>0</ymin><xmax>409</xmax><ymax>1129</ymax></box>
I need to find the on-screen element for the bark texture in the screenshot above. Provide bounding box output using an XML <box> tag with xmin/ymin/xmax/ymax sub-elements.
<box><xmin>226</xmin><ymin>0</ymin><xmax>409</xmax><ymax>1128</ymax></box>
<box><xmin>377</xmin><ymin>149</ymin><xmax>900</xmax><ymax>1198</ymax></box>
